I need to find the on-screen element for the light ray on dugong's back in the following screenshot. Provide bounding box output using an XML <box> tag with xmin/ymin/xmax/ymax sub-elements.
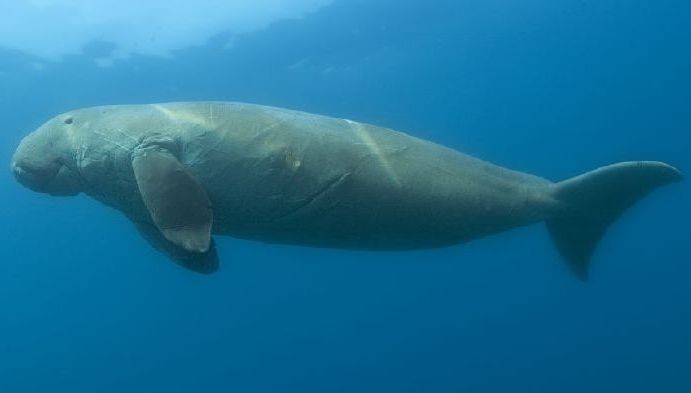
<box><xmin>10</xmin><ymin>102</ymin><xmax>683</xmax><ymax>278</ymax></box>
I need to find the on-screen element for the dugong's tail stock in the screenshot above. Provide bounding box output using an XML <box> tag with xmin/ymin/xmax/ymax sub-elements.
<box><xmin>546</xmin><ymin>161</ymin><xmax>682</xmax><ymax>280</ymax></box>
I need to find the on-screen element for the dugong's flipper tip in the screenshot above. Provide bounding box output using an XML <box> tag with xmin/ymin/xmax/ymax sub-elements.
<box><xmin>644</xmin><ymin>161</ymin><xmax>684</xmax><ymax>183</ymax></box>
<box><xmin>668</xmin><ymin>165</ymin><xmax>684</xmax><ymax>182</ymax></box>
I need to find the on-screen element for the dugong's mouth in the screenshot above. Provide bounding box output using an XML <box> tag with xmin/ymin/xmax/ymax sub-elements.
<box><xmin>11</xmin><ymin>160</ymin><xmax>80</xmax><ymax>196</ymax></box>
<box><xmin>12</xmin><ymin>161</ymin><xmax>59</xmax><ymax>190</ymax></box>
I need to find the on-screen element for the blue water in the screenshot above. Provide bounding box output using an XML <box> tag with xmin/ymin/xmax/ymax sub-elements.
<box><xmin>1</xmin><ymin>1</ymin><xmax>689</xmax><ymax>392</ymax></box>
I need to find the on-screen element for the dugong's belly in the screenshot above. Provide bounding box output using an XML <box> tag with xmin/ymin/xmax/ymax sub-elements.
<box><xmin>180</xmin><ymin>103</ymin><xmax>551</xmax><ymax>250</ymax></box>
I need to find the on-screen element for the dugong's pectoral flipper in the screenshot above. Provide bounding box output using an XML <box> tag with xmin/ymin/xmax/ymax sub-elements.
<box><xmin>547</xmin><ymin>161</ymin><xmax>683</xmax><ymax>280</ymax></box>
<box><xmin>132</xmin><ymin>137</ymin><xmax>213</xmax><ymax>254</ymax></box>
<box><xmin>133</xmin><ymin>221</ymin><xmax>219</xmax><ymax>274</ymax></box>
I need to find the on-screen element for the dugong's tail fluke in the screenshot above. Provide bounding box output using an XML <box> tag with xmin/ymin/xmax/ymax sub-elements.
<box><xmin>547</xmin><ymin>161</ymin><xmax>682</xmax><ymax>280</ymax></box>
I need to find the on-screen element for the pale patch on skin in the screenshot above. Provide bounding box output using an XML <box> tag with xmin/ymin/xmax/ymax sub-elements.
<box><xmin>153</xmin><ymin>104</ymin><xmax>215</xmax><ymax>129</ymax></box>
<box><xmin>345</xmin><ymin>118</ymin><xmax>402</xmax><ymax>187</ymax></box>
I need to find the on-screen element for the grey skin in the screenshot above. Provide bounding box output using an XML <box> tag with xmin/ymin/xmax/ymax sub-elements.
<box><xmin>11</xmin><ymin>102</ymin><xmax>683</xmax><ymax>278</ymax></box>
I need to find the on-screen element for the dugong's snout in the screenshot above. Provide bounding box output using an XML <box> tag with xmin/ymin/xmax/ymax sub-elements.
<box><xmin>11</xmin><ymin>133</ymin><xmax>82</xmax><ymax>196</ymax></box>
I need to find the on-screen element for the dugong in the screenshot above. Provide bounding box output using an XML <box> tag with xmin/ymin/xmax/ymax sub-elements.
<box><xmin>11</xmin><ymin>102</ymin><xmax>682</xmax><ymax>278</ymax></box>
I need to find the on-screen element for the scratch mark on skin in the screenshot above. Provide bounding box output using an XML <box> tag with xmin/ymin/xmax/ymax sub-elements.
<box><xmin>250</xmin><ymin>121</ymin><xmax>283</xmax><ymax>145</ymax></box>
<box><xmin>275</xmin><ymin>172</ymin><xmax>351</xmax><ymax>222</ymax></box>
<box><xmin>110</xmin><ymin>128</ymin><xmax>139</xmax><ymax>144</ymax></box>
<box><xmin>92</xmin><ymin>129</ymin><xmax>131</xmax><ymax>151</ymax></box>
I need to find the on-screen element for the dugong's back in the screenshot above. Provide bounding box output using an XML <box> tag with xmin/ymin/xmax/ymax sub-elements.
<box><xmin>158</xmin><ymin>102</ymin><xmax>552</xmax><ymax>250</ymax></box>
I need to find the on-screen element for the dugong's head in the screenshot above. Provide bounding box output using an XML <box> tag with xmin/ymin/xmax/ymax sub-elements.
<box><xmin>11</xmin><ymin>112</ymin><xmax>82</xmax><ymax>196</ymax></box>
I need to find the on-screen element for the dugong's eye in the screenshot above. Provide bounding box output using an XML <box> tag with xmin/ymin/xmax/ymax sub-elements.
<box><xmin>64</xmin><ymin>117</ymin><xmax>74</xmax><ymax>125</ymax></box>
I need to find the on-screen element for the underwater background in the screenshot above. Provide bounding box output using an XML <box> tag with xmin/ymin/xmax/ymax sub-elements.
<box><xmin>1</xmin><ymin>0</ymin><xmax>689</xmax><ymax>392</ymax></box>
